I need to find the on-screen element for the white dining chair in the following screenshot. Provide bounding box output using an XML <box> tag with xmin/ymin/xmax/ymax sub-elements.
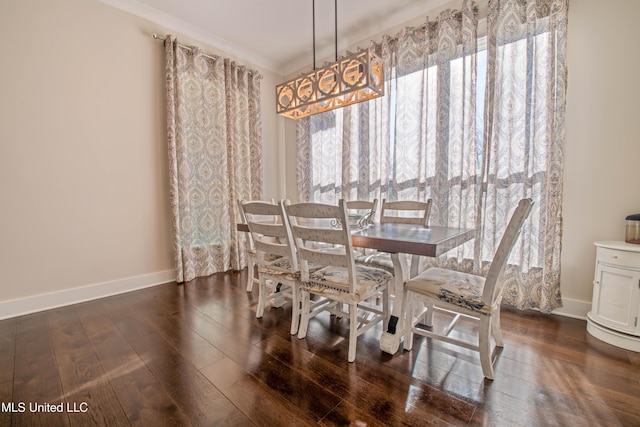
<box><xmin>345</xmin><ymin>199</ymin><xmax>378</xmax><ymax>228</ymax></box>
<box><xmin>355</xmin><ymin>199</ymin><xmax>432</xmax><ymax>276</ymax></box>
<box><xmin>241</xmin><ymin>199</ymin><xmax>302</xmax><ymax>335</ymax></box>
<box><xmin>285</xmin><ymin>199</ymin><xmax>392</xmax><ymax>363</ymax></box>
<box><xmin>238</xmin><ymin>198</ymin><xmax>279</xmax><ymax>292</ymax></box>
<box><xmin>402</xmin><ymin>198</ymin><xmax>533</xmax><ymax>379</ymax></box>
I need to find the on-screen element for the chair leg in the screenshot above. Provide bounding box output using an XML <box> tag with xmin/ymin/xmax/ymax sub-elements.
<box><xmin>290</xmin><ymin>283</ymin><xmax>300</xmax><ymax>335</ymax></box>
<box><xmin>424</xmin><ymin>303</ymin><xmax>434</xmax><ymax>327</ymax></box>
<box><xmin>403</xmin><ymin>290</ymin><xmax>414</xmax><ymax>351</ymax></box>
<box><xmin>348</xmin><ymin>303</ymin><xmax>358</xmax><ymax>362</ymax></box>
<box><xmin>297</xmin><ymin>291</ymin><xmax>311</xmax><ymax>339</ymax></box>
<box><xmin>273</xmin><ymin>282</ymin><xmax>285</xmax><ymax>308</ymax></box>
<box><xmin>479</xmin><ymin>315</ymin><xmax>494</xmax><ymax>380</ymax></box>
<box><xmin>256</xmin><ymin>277</ymin><xmax>267</xmax><ymax>319</ymax></box>
<box><xmin>246</xmin><ymin>259</ymin><xmax>255</xmax><ymax>292</ymax></box>
<box><xmin>492</xmin><ymin>308</ymin><xmax>504</xmax><ymax>347</ymax></box>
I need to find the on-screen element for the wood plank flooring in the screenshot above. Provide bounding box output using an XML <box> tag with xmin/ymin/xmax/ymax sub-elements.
<box><xmin>1</xmin><ymin>270</ymin><xmax>639</xmax><ymax>426</ymax></box>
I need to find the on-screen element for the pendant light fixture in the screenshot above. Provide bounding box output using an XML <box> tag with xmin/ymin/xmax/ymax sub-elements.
<box><xmin>276</xmin><ymin>0</ymin><xmax>384</xmax><ymax>120</ymax></box>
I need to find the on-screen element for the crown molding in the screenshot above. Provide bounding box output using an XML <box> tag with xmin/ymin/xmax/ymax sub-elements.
<box><xmin>96</xmin><ymin>0</ymin><xmax>282</xmax><ymax>74</ymax></box>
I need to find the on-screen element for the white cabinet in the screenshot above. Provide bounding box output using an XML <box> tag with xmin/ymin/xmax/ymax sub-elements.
<box><xmin>587</xmin><ymin>241</ymin><xmax>640</xmax><ymax>351</ymax></box>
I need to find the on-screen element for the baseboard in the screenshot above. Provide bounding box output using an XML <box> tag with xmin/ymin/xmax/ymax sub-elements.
<box><xmin>0</xmin><ymin>270</ymin><xmax>176</xmax><ymax>320</ymax></box>
<box><xmin>551</xmin><ymin>297</ymin><xmax>591</xmax><ymax>320</ymax></box>
<box><xmin>1</xmin><ymin>273</ymin><xmax>592</xmax><ymax>322</ymax></box>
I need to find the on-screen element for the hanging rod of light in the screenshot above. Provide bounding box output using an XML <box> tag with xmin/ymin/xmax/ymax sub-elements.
<box><xmin>275</xmin><ymin>0</ymin><xmax>384</xmax><ymax>120</ymax></box>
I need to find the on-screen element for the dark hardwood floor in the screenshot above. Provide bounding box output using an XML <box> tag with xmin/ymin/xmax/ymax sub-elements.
<box><xmin>1</xmin><ymin>270</ymin><xmax>639</xmax><ymax>426</ymax></box>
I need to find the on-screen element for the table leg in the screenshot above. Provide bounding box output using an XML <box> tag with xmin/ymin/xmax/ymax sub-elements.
<box><xmin>379</xmin><ymin>252</ymin><xmax>409</xmax><ymax>354</ymax></box>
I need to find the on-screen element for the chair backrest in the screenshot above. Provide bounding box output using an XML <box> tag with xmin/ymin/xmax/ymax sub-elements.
<box><xmin>379</xmin><ymin>199</ymin><xmax>432</xmax><ymax>226</ymax></box>
<box><xmin>482</xmin><ymin>198</ymin><xmax>534</xmax><ymax>306</ymax></box>
<box><xmin>285</xmin><ymin>200</ymin><xmax>357</xmax><ymax>292</ymax></box>
<box><xmin>345</xmin><ymin>199</ymin><xmax>378</xmax><ymax>227</ymax></box>
<box><xmin>241</xmin><ymin>199</ymin><xmax>297</xmax><ymax>271</ymax></box>
<box><xmin>237</xmin><ymin>199</ymin><xmax>255</xmax><ymax>252</ymax></box>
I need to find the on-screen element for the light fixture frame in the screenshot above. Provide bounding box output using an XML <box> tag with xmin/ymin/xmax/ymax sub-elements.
<box><xmin>275</xmin><ymin>0</ymin><xmax>384</xmax><ymax>120</ymax></box>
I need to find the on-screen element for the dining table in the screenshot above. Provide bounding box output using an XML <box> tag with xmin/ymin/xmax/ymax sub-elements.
<box><xmin>237</xmin><ymin>220</ymin><xmax>475</xmax><ymax>355</ymax></box>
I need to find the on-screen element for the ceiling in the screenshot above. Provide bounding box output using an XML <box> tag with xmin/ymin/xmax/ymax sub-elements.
<box><xmin>101</xmin><ymin>0</ymin><xmax>449</xmax><ymax>74</ymax></box>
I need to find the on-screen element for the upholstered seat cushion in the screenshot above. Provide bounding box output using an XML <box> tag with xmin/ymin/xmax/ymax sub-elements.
<box><xmin>304</xmin><ymin>265</ymin><xmax>391</xmax><ymax>301</ymax></box>
<box><xmin>405</xmin><ymin>267</ymin><xmax>495</xmax><ymax>314</ymax></box>
<box><xmin>354</xmin><ymin>253</ymin><xmax>395</xmax><ymax>274</ymax></box>
<box><xmin>259</xmin><ymin>256</ymin><xmax>325</xmax><ymax>280</ymax></box>
<box><xmin>258</xmin><ymin>257</ymin><xmax>299</xmax><ymax>281</ymax></box>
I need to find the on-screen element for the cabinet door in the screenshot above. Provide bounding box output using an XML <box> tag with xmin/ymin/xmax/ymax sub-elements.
<box><xmin>592</xmin><ymin>263</ymin><xmax>640</xmax><ymax>335</ymax></box>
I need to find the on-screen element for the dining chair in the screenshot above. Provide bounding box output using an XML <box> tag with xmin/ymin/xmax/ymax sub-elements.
<box><xmin>379</xmin><ymin>199</ymin><xmax>432</xmax><ymax>226</ymax></box>
<box><xmin>402</xmin><ymin>198</ymin><xmax>533</xmax><ymax>380</ymax></box>
<box><xmin>345</xmin><ymin>199</ymin><xmax>378</xmax><ymax>228</ymax></box>
<box><xmin>285</xmin><ymin>200</ymin><xmax>392</xmax><ymax>362</ymax></box>
<box><xmin>238</xmin><ymin>198</ymin><xmax>279</xmax><ymax>292</ymax></box>
<box><xmin>241</xmin><ymin>199</ymin><xmax>302</xmax><ymax>335</ymax></box>
<box><xmin>355</xmin><ymin>199</ymin><xmax>433</xmax><ymax>276</ymax></box>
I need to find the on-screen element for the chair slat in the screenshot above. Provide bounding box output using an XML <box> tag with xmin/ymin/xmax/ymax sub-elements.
<box><xmin>380</xmin><ymin>199</ymin><xmax>432</xmax><ymax>226</ymax></box>
<box><xmin>253</xmin><ymin>241</ymin><xmax>290</xmax><ymax>258</ymax></box>
<box><xmin>291</xmin><ymin>225</ymin><xmax>345</xmax><ymax>246</ymax></box>
<box><xmin>286</xmin><ymin>202</ymin><xmax>340</xmax><ymax>219</ymax></box>
<box><xmin>247</xmin><ymin>221</ymin><xmax>288</xmax><ymax>238</ymax></box>
<box><xmin>297</xmin><ymin>247</ymin><xmax>349</xmax><ymax>269</ymax></box>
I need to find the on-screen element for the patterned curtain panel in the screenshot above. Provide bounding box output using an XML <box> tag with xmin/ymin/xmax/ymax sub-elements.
<box><xmin>481</xmin><ymin>0</ymin><xmax>567</xmax><ymax>311</ymax></box>
<box><xmin>165</xmin><ymin>36</ymin><xmax>263</xmax><ymax>283</ymax></box>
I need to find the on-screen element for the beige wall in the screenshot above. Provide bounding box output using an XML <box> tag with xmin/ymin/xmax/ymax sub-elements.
<box><xmin>561</xmin><ymin>0</ymin><xmax>640</xmax><ymax>311</ymax></box>
<box><xmin>0</xmin><ymin>0</ymin><xmax>281</xmax><ymax>308</ymax></box>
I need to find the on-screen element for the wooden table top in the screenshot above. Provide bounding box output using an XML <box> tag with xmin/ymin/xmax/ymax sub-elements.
<box><xmin>351</xmin><ymin>223</ymin><xmax>475</xmax><ymax>258</ymax></box>
<box><xmin>238</xmin><ymin>221</ymin><xmax>475</xmax><ymax>258</ymax></box>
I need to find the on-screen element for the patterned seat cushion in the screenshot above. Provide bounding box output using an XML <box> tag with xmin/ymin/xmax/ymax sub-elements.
<box><xmin>405</xmin><ymin>267</ymin><xmax>495</xmax><ymax>314</ymax></box>
<box><xmin>354</xmin><ymin>253</ymin><xmax>395</xmax><ymax>274</ymax></box>
<box><xmin>258</xmin><ymin>256</ymin><xmax>325</xmax><ymax>280</ymax></box>
<box><xmin>257</xmin><ymin>257</ymin><xmax>299</xmax><ymax>281</ymax></box>
<box><xmin>304</xmin><ymin>265</ymin><xmax>392</xmax><ymax>301</ymax></box>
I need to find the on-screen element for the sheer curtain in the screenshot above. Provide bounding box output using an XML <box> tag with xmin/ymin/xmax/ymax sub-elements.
<box><xmin>481</xmin><ymin>0</ymin><xmax>567</xmax><ymax>311</ymax></box>
<box><xmin>296</xmin><ymin>0</ymin><xmax>568</xmax><ymax>312</ymax></box>
<box><xmin>165</xmin><ymin>36</ymin><xmax>263</xmax><ymax>283</ymax></box>
<box><xmin>392</xmin><ymin>1</ymin><xmax>480</xmax><ymax>268</ymax></box>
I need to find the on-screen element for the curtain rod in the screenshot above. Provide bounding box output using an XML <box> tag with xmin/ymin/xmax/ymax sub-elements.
<box><xmin>152</xmin><ymin>33</ymin><xmax>259</xmax><ymax>76</ymax></box>
<box><xmin>389</xmin><ymin>3</ymin><xmax>482</xmax><ymax>39</ymax></box>
<box><xmin>152</xmin><ymin>33</ymin><xmax>218</xmax><ymax>61</ymax></box>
